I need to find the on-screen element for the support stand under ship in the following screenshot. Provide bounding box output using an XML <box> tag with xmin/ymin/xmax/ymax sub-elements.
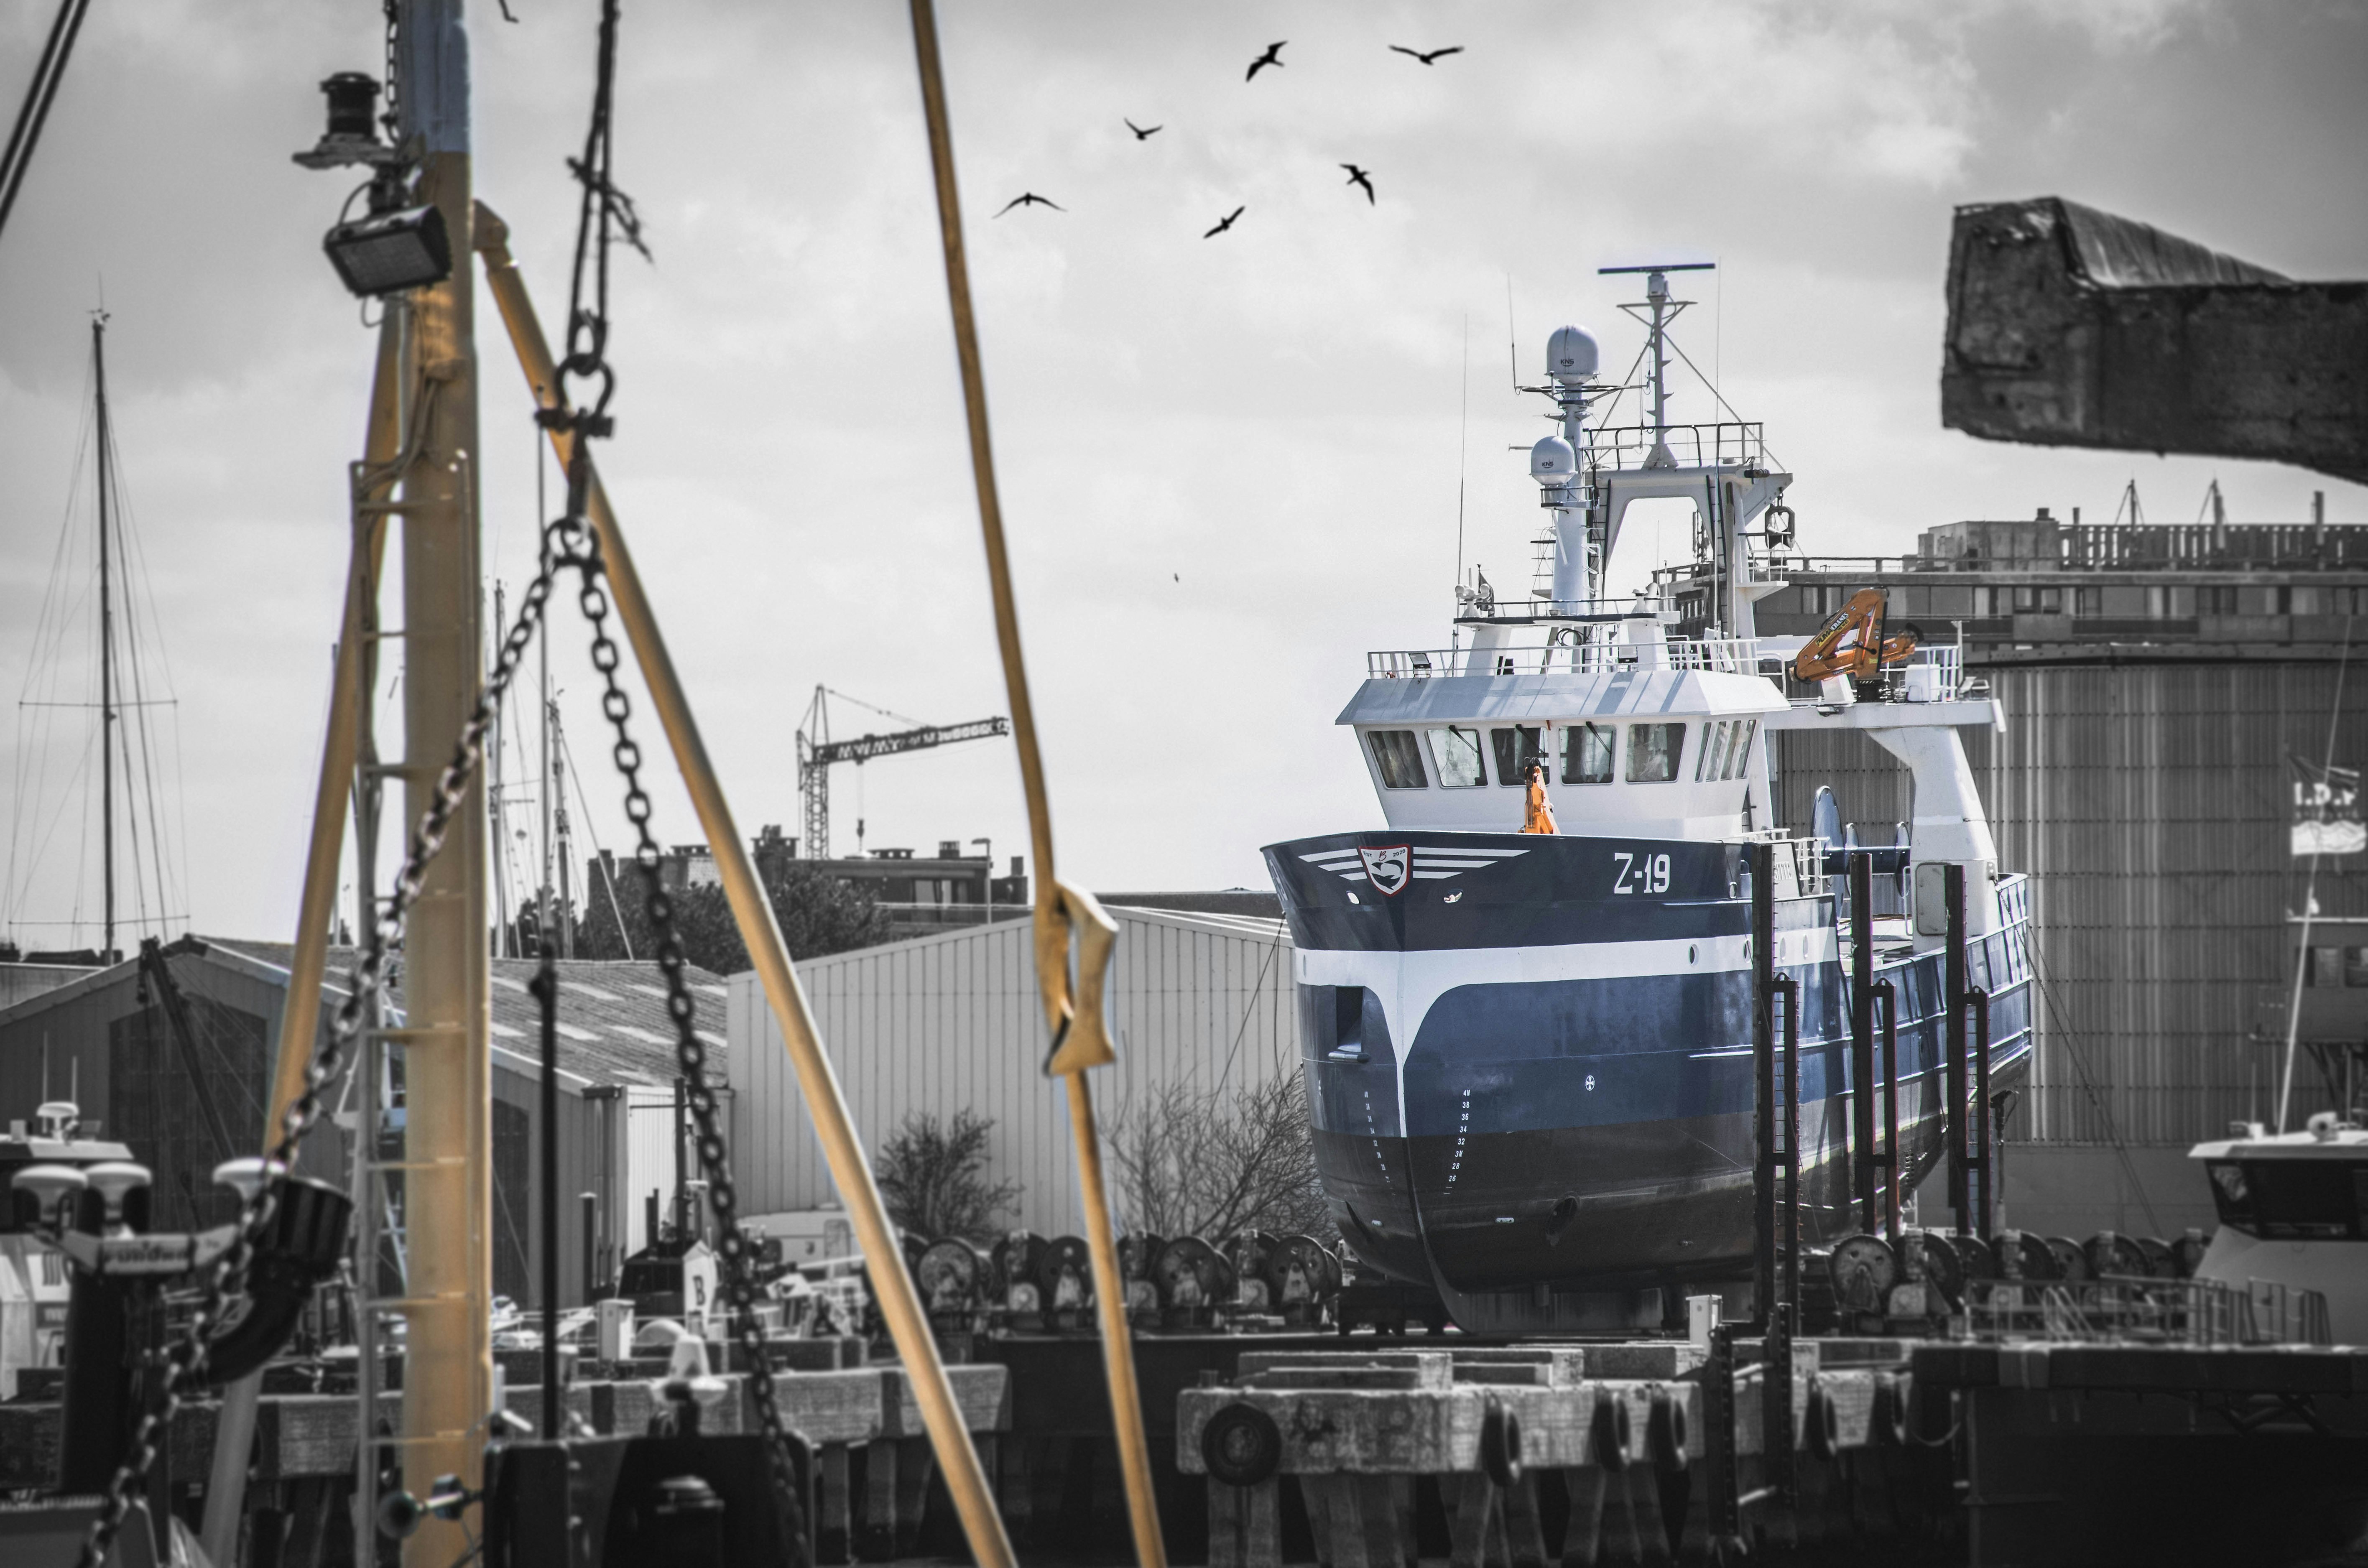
<box><xmin>1265</xmin><ymin>266</ymin><xmax>2034</xmax><ymax>1330</ymax></box>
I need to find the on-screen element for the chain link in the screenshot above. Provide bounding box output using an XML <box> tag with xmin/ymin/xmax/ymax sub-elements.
<box><xmin>72</xmin><ymin>523</ymin><xmax>563</xmax><ymax>1568</ymax></box>
<box><xmin>551</xmin><ymin>489</ymin><xmax>808</xmax><ymax>1532</ymax></box>
<box><xmin>381</xmin><ymin>0</ymin><xmax>401</xmax><ymax>145</ymax></box>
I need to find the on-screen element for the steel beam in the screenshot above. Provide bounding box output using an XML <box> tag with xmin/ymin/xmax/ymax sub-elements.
<box><xmin>1942</xmin><ymin>196</ymin><xmax>2368</xmax><ymax>486</ymax></box>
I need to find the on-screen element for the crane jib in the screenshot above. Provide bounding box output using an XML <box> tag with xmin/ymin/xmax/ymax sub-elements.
<box><xmin>811</xmin><ymin>715</ymin><xmax>1010</xmax><ymax>766</ymax></box>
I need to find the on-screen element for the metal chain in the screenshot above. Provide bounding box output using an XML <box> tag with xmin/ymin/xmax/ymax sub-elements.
<box><xmin>73</xmin><ymin>523</ymin><xmax>566</xmax><ymax>1568</ymax></box>
<box><xmin>549</xmin><ymin>487</ymin><xmax>809</xmax><ymax>1537</ymax></box>
<box><xmin>381</xmin><ymin>0</ymin><xmax>401</xmax><ymax>145</ymax></box>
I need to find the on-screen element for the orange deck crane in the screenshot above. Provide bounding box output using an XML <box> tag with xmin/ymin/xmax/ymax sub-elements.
<box><xmin>1792</xmin><ymin>587</ymin><xmax>1921</xmax><ymax>689</ymax></box>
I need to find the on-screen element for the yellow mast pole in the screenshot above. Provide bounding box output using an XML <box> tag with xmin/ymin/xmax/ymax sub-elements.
<box><xmin>472</xmin><ymin>206</ymin><xmax>1016</xmax><ymax>1568</ymax></box>
<box><xmin>905</xmin><ymin>6</ymin><xmax>1165</xmax><ymax>1565</ymax></box>
<box><xmin>393</xmin><ymin>8</ymin><xmax>492</xmax><ymax>1567</ymax></box>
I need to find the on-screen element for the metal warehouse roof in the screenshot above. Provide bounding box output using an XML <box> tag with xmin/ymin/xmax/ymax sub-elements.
<box><xmin>0</xmin><ymin>936</ymin><xmax>727</xmax><ymax>1094</ymax></box>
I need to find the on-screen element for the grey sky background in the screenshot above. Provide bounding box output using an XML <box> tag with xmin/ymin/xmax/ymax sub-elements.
<box><xmin>2</xmin><ymin>0</ymin><xmax>2364</xmax><ymax>950</ymax></box>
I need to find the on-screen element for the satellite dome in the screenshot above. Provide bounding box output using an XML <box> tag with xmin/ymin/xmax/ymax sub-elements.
<box><xmin>1530</xmin><ymin>434</ymin><xmax>1577</xmax><ymax>485</ymax></box>
<box><xmin>1546</xmin><ymin>324</ymin><xmax>1600</xmax><ymax>384</ymax></box>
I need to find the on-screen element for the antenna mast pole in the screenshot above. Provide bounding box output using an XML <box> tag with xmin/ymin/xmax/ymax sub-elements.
<box><xmin>92</xmin><ymin>313</ymin><xmax>115</xmax><ymax>960</ymax></box>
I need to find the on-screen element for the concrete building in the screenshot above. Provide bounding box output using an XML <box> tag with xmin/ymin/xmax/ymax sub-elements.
<box><xmin>1733</xmin><ymin>506</ymin><xmax>2368</xmax><ymax>1237</ymax></box>
<box><xmin>594</xmin><ymin>825</ymin><xmax>1033</xmax><ymax>945</ymax></box>
<box><xmin>0</xmin><ymin>937</ymin><xmax>727</xmax><ymax>1309</ymax></box>
<box><xmin>727</xmin><ymin>903</ymin><xmax>1298</xmax><ymax>1239</ymax></box>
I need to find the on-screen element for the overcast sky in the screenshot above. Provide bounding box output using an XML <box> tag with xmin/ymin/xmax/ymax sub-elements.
<box><xmin>2</xmin><ymin>0</ymin><xmax>2364</xmax><ymax>951</ymax></box>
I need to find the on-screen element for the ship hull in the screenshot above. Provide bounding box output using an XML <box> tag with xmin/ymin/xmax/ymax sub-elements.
<box><xmin>1267</xmin><ymin>830</ymin><xmax>2035</xmax><ymax>1309</ymax></box>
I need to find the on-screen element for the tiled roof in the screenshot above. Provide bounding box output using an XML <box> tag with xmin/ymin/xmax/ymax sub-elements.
<box><xmin>199</xmin><ymin>937</ymin><xmax>728</xmax><ymax>1092</ymax></box>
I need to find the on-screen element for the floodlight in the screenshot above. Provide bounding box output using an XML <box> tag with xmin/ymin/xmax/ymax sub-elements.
<box><xmin>324</xmin><ymin>203</ymin><xmax>452</xmax><ymax>298</ymax></box>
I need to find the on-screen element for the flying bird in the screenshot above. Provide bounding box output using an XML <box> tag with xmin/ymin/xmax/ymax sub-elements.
<box><xmin>1125</xmin><ymin>118</ymin><xmax>1163</xmax><ymax>140</ymax></box>
<box><xmin>1245</xmin><ymin>41</ymin><xmax>1286</xmax><ymax>80</ymax></box>
<box><xmin>1341</xmin><ymin>163</ymin><xmax>1375</xmax><ymax>204</ymax></box>
<box><xmin>993</xmin><ymin>192</ymin><xmax>1066</xmax><ymax>217</ymax></box>
<box><xmin>1204</xmin><ymin>205</ymin><xmax>1245</xmax><ymax>239</ymax></box>
<box><xmin>1389</xmin><ymin>45</ymin><xmax>1464</xmax><ymax>65</ymax></box>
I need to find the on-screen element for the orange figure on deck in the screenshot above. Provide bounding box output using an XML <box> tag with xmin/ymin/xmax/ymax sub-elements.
<box><xmin>1522</xmin><ymin>761</ymin><xmax>1559</xmax><ymax>834</ymax></box>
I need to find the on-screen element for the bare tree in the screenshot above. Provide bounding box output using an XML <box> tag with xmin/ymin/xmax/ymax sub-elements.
<box><xmin>874</xmin><ymin>1109</ymin><xmax>1022</xmax><ymax>1244</ymax></box>
<box><xmin>1107</xmin><ymin>1072</ymin><xmax>1328</xmax><ymax>1241</ymax></box>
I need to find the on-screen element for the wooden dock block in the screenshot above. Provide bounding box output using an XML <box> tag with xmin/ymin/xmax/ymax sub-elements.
<box><xmin>1177</xmin><ymin>1387</ymin><xmax>1485</xmax><ymax>1475</ymax></box>
<box><xmin>878</xmin><ymin>1362</ymin><xmax>1010</xmax><ymax>1436</ymax></box>
<box><xmin>758</xmin><ymin>1368</ymin><xmax>885</xmax><ymax>1446</ymax></box>
<box><xmin>1579</xmin><ymin>1346</ymin><xmax>1707</xmax><ymax>1381</ymax></box>
<box><xmin>1240</xmin><ymin>1351</ymin><xmax>1456</xmax><ymax>1392</ymax></box>
<box><xmin>1448</xmin><ymin>1349</ymin><xmax>1589</xmax><ymax>1389</ymax></box>
<box><xmin>1208</xmin><ymin>1478</ymin><xmax>1282</xmax><ymax>1568</ymax></box>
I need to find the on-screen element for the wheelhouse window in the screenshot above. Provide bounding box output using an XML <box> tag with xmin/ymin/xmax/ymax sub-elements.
<box><xmin>1724</xmin><ymin>719</ymin><xmax>1757</xmax><ymax>780</ymax></box>
<box><xmin>1366</xmin><ymin>729</ymin><xmax>1429</xmax><ymax>789</ymax></box>
<box><xmin>1489</xmin><ymin>726</ymin><xmax>1546</xmax><ymax>787</ymax></box>
<box><xmin>1427</xmin><ymin>727</ymin><xmax>1487</xmax><ymax>788</ymax></box>
<box><xmin>2205</xmin><ymin>1157</ymin><xmax>2368</xmax><ymax>1239</ymax></box>
<box><xmin>1563</xmin><ymin>723</ymin><xmax>1614</xmax><ymax>785</ymax></box>
<box><xmin>1627</xmin><ymin>723</ymin><xmax>1684</xmax><ymax>783</ymax></box>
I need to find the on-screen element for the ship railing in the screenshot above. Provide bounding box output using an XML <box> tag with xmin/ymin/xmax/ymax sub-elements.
<box><xmin>1966</xmin><ymin>1275</ymin><xmax>2334</xmax><ymax>1347</ymax></box>
<box><xmin>1781</xmin><ymin>641</ymin><xmax>1968</xmax><ymax>707</ymax></box>
<box><xmin>1368</xmin><ymin>635</ymin><xmax>1765</xmax><ymax>680</ymax></box>
<box><xmin>1582</xmin><ymin>421</ymin><xmax>1768</xmax><ymax>473</ymax></box>
<box><xmin>1738</xmin><ymin>829</ymin><xmax>1830</xmax><ymax>899</ymax></box>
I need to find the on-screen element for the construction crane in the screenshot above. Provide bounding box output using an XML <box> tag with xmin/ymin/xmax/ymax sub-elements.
<box><xmin>796</xmin><ymin>686</ymin><xmax>1010</xmax><ymax>860</ymax></box>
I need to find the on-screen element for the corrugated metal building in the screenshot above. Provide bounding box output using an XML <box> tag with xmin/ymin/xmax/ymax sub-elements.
<box><xmin>1755</xmin><ymin>512</ymin><xmax>2368</xmax><ymax>1237</ymax></box>
<box><xmin>0</xmin><ymin>938</ymin><xmax>726</xmax><ymax>1309</ymax></box>
<box><xmin>727</xmin><ymin>904</ymin><xmax>1298</xmax><ymax>1238</ymax></box>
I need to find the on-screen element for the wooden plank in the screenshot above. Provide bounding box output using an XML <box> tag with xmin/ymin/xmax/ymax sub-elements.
<box><xmin>1444</xmin><ymin>1470</ymin><xmax>1512</xmax><ymax>1568</ymax></box>
<box><xmin>1178</xmin><ymin>1387</ymin><xmax>1485</xmax><ymax>1475</ymax></box>
<box><xmin>816</xmin><ymin>1444</ymin><xmax>853</xmax><ymax>1564</ymax></box>
<box><xmin>1207</xmin><ymin>1478</ymin><xmax>1281</xmax><ymax>1568</ymax></box>
<box><xmin>1501</xmin><ymin>1473</ymin><xmax>1551</xmax><ymax>1568</ymax></box>
<box><xmin>1561</xmin><ymin>1467</ymin><xmax>1607</xmax><ymax>1568</ymax></box>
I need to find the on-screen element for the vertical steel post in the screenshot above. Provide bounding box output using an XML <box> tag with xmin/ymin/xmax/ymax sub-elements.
<box><xmin>1877</xmin><ymin>982</ymin><xmax>1900</xmax><ymax>1242</ymax></box>
<box><xmin>1944</xmin><ymin>862</ymin><xmax>1969</xmax><ymax>1232</ymax></box>
<box><xmin>92</xmin><ymin>316</ymin><xmax>116</xmax><ymax>961</ymax></box>
<box><xmin>581</xmin><ymin>1191</ymin><xmax>597</xmax><ymax>1300</ymax></box>
<box><xmin>1749</xmin><ymin>844</ymin><xmax>1774</xmax><ymax>1328</ymax></box>
<box><xmin>1848</xmin><ymin>851</ymin><xmax>1875</xmax><ymax>1232</ymax></box>
<box><xmin>1971</xmin><ymin>989</ymin><xmax>1993</xmax><ymax>1236</ymax></box>
<box><xmin>1778</xmin><ymin>974</ymin><xmax>1801</xmax><ymax>1314</ymax></box>
<box><xmin>534</xmin><ymin>951</ymin><xmax>559</xmax><ymax>1437</ymax></box>
<box><xmin>396</xmin><ymin>7</ymin><xmax>492</xmax><ymax>1564</ymax></box>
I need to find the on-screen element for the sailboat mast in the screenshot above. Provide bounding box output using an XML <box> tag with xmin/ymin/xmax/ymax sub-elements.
<box><xmin>92</xmin><ymin>312</ymin><xmax>115</xmax><ymax>961</ymax></box>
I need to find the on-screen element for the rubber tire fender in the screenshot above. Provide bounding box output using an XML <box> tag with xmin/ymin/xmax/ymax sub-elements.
<box><xmin>1201</xmin><ymin>1402</ymin><xmax>1283</xmax><ymax>1488</ymax></box>
<box><xmin>1646</xmin><ymin>1386</ymin><xmax>1688</xmax><ymax>1473</ymax></box>
<box><xmin>1479</xmin><ymin>1396</ymin><xmax>1524</xmax><ymax>1489</ymax></box>
<box><xmin>1803</xmin><ymin>1377</ymin><xmax>1841</xmax><ymax>1463</ymax></box>
<box><xmin>1871</xmin><ymin>1372</ymin><xmax>1911</xmax><ymax>1448</ymax></box>
<box><xmin>1591</xmin><ymin>1387</ymin><xmax>1632</xmax><ymax>1473</ymax></box>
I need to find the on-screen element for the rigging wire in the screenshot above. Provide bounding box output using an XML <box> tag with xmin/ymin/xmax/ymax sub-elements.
<box><xmin>0</xmin><ymin>0</ymin><xmax>94</xmax><ymax>248</ymax></box>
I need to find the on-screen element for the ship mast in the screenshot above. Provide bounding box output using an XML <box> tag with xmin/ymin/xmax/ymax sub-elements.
<box><xmin>91</xmin><ymin>311</ymin><xmax>116</xmax><ymax>961</ymax></box>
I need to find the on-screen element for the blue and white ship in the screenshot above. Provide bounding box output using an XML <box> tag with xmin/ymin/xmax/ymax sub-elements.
<box><xmin>1263</xmin><ymin>265</ymin><xmax>2035</xmax><ymax>1328</ymax></box>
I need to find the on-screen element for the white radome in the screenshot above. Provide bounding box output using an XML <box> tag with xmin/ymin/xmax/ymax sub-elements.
<box><xmin>1546</xmin><ymin>324</ymin><xmax>1600</xmax><ymax>384</ymax></box>
<box><xmin>1530</xmin><ymin>434</ymin><xmax>1577</xmax><ymax>484</ymax></box>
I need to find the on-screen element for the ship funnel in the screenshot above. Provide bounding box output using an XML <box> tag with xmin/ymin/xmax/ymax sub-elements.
<box><xmin>1546</xmin><ymin>324</ymin><xmax>1599</xmax><ymax>385</ymax></box>
<box><xmin>1530</xmin><ymin>434</ymin><xmax>1578</xmax><ymax>487</ymax></box>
